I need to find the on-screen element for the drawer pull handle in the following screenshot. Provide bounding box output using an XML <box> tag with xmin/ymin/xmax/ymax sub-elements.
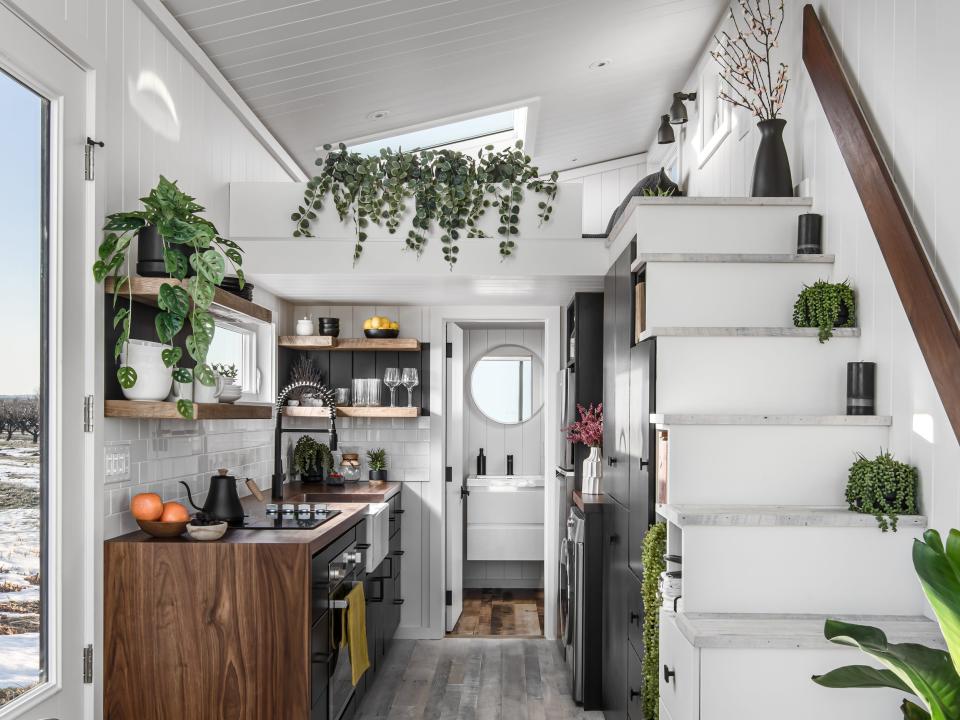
<box><xmin>393</xmin><ymin>550</ymin><xmax>405</xmax><ymax>556</ymax></box>
<box><xmin>313</xmin><ymin>652</ymin><xmax>332</xmax><ymax>663</ymax></box>
<box><xmin>393</xmin><ymin>598</ymin><xmax>405</xmax><ymax>605</ymax></box>
<box><xmin>639</xmin><ymin>458</ymin><xmax>650</xmax><ymax>469</ymax></box>
<box><xmin>607</xmin><ymin>456</ymin><xmax>618</xmax><ymax>467</ymax></box>
<box><xmin>609</xmin><ymin>534</ymin><xmax>619</xmax><ymax>545</ymax></box>
<box><xmin>630</xmin><ymin>611</ymin><xmax>640</xmax><ymax>625</ymax></box>
<box><xmin>630</xmin><ymin>688</ymin><xmax>640</xmax><ymax>700</ymax></box>
<box><xmin>394</xmin><ymin>509</ymin><xmax>405</xmax><ymax>514</ymax></box>
<box><xmin>356</xmin><ymin>543</ymin><xmax>371</xmax><ymax>550</ymax></box>
<box><xmin>663</xmin><ymin>665</ymin><xmax>676</xmax><ymax>684</ymax></box>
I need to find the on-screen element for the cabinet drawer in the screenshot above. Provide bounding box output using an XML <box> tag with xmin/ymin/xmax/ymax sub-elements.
<box><xmin>467</xmin><ymin>488</ymin><xmax>544</xmax><ymax>524</ymax></box>
<box><xmin>628</xmin><ymin>642</ymin><xmax>644</xmax><ymax>719</ymax></box>
<box><xmin>627</xmin><ymin>569</ymin><xmax>643</xmax><ymax>657</ymax></box>
<box><xmin>311</xmin><ymin>617</ymin><xmax>330</xmax><ymax>708</ymax></box>
<box><xmin>659</xmin><ymin>611</ymin><xmax>699</xmax><ymax>720</ymax></box>
<box><xmin>388</xmin><ymin>492</ymin><xmax>403</xmax><ymax>538</ymax></box>
<box><xmin>466</xmin><ymin>524</ymin><xmax>544</xmax><ymax>561</ymax></box>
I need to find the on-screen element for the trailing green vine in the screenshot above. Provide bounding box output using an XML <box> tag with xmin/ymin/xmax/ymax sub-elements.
<box><xmin>92</xmin><ymin>177</ymin><xmax>244</xmax><ymax>419</ymax></box>
<box><xmin>845</xmin><ymin>451</ymin><xmax>918</xmax><ymax>532</ymax></box>
<box><xmin>293</xmin><ymin>436</ymin><xmax>333</xmax><ymax>476</ymax></box>
<box><xmin>792</xmin><ymin>279</ymin><xmax>856</xmax><ymax>342</ymax></box>
<box><xmin>641</xmin><ymin>522</ymin><xmax>667</xmax><ymax>719</ymax></box>
<box><xmin>290</xmin><ymin>140</ymin><xmax>559</xmax><ymax>268</ymax></box>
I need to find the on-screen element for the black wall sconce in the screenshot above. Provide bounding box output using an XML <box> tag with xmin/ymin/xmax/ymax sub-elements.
<box><xmin>657</xmin><ymin>115</ymin><xmax>675</xmax><ymax>144</ymax></box>
<box><xmin>669</xmin><ymin>92</ymin><xmax>697</xmax><ymax>125</ymax></box>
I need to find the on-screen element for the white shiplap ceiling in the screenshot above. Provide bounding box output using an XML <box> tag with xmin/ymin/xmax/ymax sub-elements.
<box><xmin>161</xmin><ymin>0</ymin><xmax>725</xmax><ymax>174</ymax></box>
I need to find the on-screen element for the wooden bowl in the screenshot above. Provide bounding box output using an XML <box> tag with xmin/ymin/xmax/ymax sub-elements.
<box><xmin>137</xmin><ymin>519</ymin><xmax>188</xmax><ymax>538</ymax></box>
<box><xmin>364</xmin><ymin>328</ymin><xmax>399</xmax><ymax>339</ymax></box>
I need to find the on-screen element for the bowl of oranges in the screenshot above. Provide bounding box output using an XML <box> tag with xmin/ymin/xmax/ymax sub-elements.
<box><xmin>363</xmin><ymin>315</ymin><xmax>400</xmax><ymax>339</ymax></box>
<box><xmin>131</xmin><ymin>492</ymin><xmax>190</xmax><ymax>538</ymax></box>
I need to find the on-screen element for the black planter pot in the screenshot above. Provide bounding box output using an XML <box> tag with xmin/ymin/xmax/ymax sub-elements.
<box><xmin>369</xmin><ymin>470</ymin><xmax>388</xmax><ymax>481</ymax></box>
<box><xmin>301</xmin><ymin>472</ymin><xmax>325</xmax><ymax>484</ymax></box>
<box><xmin>136</xmin><ymin>224</ymin><xmax>197</xmax><ymax>278</ymax></box>
<box><xmin>752</xmin><ymin>119</ymin><xmax>793</xmax><ymax>197</ymax></box>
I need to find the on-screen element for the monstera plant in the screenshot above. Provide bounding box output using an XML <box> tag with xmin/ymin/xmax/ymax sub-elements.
<box><xmin>812</xmin><ymin>529</ymin><xmax>960</xmax><ymax>719</ymax></box>
<box><xmin>289</xmin><ymin>140</ymin><xmax>559</xmax><ymax>268</ymax></box>
<box><xmin>92</xmin><ymin>176</ymin><xmax>244</xmax><ymax>419</ymax></box>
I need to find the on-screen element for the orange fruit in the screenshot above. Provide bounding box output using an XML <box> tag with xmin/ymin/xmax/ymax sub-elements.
<box><xmin>160</xmin><ymin>501</ymin><xmax>190</xmax><ymax>523</ymax></box>
<box><xmin>130</xmin><ymin>493</ymin><xmax>164</xmax><ymax>521</ymax></box>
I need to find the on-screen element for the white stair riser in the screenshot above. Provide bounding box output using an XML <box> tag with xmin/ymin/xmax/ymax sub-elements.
<box><xmin>681</xmin><ymin>526</ymin><xmax>925</xmax><ymax>615</ymax></box>
<box><xmin>633</xmin><ymin>205</ymin><xmax>809</xmax><ymax>254</ymax></box>
<box><xmin>645</xmin><ymin>262</ymin><xmax>835</xmax><ymax>327</ymax></box>
<box><xmin>656</xmin><ymin>337</ymin><xmax>861</xmax><ymax>415</ymax></box>
<box><xmin>700</xmin><ymin>647</ymin><xmax>908</xmax><ymax>720</ymax></box>
<box><xmin>664</xmin><ymin>424</ymin><xmax>890</xmax><ymax>505</ymax></box>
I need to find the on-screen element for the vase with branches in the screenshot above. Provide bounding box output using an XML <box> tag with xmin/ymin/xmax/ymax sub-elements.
<box><xmin>710</xmin><ymin>0</ymin><xmax>793</xmax><ymax>196</ymax></box>
<box><xmin>566</xmin><ymin>403</ymin><xmax>604</xmax><ymax>494</ymax></box>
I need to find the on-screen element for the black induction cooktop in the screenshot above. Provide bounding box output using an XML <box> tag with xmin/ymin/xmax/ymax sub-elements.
<box><xmin>235</xmin><ymin>508</ymin><xmax>341</xmax><ymax>530</ymax></box>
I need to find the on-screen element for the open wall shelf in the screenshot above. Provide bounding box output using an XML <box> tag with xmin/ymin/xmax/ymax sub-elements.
<box><xmin>278</xmin><ymin>336</ymin><xmax>421</xmax><ymax>351</ymax></box>
<box><xmin>104</xmin><ymin>400</ymin><xmax>273</xmax><ymax>420</ymax></box>
<box><xmin>283</xmin><ymin>406</ymin><xmax>419</xmax><ymax>418</ymax></box>
<box><xmin>104</xmin><ymin>277</ymin><xmax>272</xmax><ymax>324</ymax></box>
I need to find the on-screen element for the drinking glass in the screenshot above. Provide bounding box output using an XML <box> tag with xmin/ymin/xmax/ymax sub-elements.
<box><xmin>401</xmin><ymin>368</ymin><xmax>419</xmax><ymax>407</ymax></box>
<box><xmin>365</xmin><ymin>378</ymin><xmax>382</xmax><ymax>407</ymax></box>
<box><xmin>384</xmin><ymin>368</ymin><xmax>401</xmax><ymax>407</ymax></box>
<box><xmin>351</xmin><ymin>378</ymin><xmax>366</xmax><ymax>407</ymax></box>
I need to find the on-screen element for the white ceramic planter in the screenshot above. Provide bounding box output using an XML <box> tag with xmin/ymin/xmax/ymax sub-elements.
<box><xmin>119</xmin><ymin>340</ymin><xmax>173</xmax><ymax>401</ymax></box>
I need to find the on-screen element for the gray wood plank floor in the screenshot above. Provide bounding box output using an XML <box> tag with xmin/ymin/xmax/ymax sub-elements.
<box><xmin>356</xmin><ymin>638</ymin><xmax>605</xmax><ymax>720</ymax></box>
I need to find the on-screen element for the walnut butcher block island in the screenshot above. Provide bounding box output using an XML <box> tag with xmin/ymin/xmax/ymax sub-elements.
<box><xmin>104</xmin><ymin>503</ymin><xmax>369</xmax><ymax>720</ymax></box>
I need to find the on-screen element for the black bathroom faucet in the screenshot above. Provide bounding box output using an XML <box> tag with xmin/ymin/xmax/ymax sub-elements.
<box><xmin>506</xmin><ymin>454</ymin><xmax>514</xmax><ymax>475</ymax></box>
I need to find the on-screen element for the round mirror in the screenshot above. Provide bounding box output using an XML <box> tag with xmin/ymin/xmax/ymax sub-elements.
<box><xmin>469</xmin><ymin>344</ymin><xmax>543</xmax><ymax>425</ymax></box>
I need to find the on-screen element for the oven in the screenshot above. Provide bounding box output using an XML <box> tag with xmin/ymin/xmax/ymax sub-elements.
<box><xmin>325</xmin><ymin>539</ymin><xmax>364</xmax><ymax>720</ymax></box>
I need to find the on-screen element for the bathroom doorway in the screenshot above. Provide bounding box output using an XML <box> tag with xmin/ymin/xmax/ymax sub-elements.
<box><xmin>444</xmin><ymin>322</ymin><xmax>547</xmax><ymax>638</ymax></box>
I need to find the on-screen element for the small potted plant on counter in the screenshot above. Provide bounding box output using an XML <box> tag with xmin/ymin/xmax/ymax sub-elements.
<box><xmin>845</xmin><ymin>451</ymin><xmax>918</xmax><ymax>532</ymax></box>
<box><xmin>213</xmin><ymin>363</ymin><xmax>242</xmax><ymax>404</ymax></box>
<box><xmin>792</xmin><ymin>280</ymin><xmax>856</xmax><ymax>342</ymax></box>
<box><xmin>367</xmin><ymin>448</ymin><xmax>388</xmax><ymax>481</ymax></box>
<box><xmin>565</xmin><ymin>403</ymin><xmax>603</xmax><ymax>494</ymax></box>
<box><xmin>293</xmin><ymin>435</ymin><xmax>333</xmax><ymax>484</ymax></box>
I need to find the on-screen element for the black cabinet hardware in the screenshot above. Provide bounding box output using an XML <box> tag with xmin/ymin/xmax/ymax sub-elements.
<box><xmin>368</xmin><ymin>577</ymin><xmax>384</xmax><ymax>602</ymax></box>
<box><xmin>663</xmin><ymin>665</ymin><xmax>676</xmax><ymax>684</ymax></box>
<box><xmin>393</xmin><ymin>550</ymin><xmax>405</xmax><ymax>556</ymax></box>
<box><xmin>639</xmin><ymin>458</ymin><xmax>650</xmax><ymax>469</ymax></box>
<box><xmin>393</xmin><ymin>598</ymin><xmax>405</xmax><ymax>605</ymax></box>
<box><xmin>460</xmin><ymin>486</ymin><xmax>470</xmax><ymax>499</ymax></box>
<box><xmin>607</xmin><ymin>455</ymin><xmax>618</xmax><ymax>467</ymax></box>
<box><xmin>609</xmin><ymin>534</ymin><xmax>619</xmax><ymax>545</ymax></box>
<box><xmin>312</xmin><ymin>652</ymin><xmax>332</xmax><ymax>663</ymax></box>
<box><xmin>630</xmin><ymin>688</ymin><xmax>641</xmax><ymax>700</ymax></box>
<box><xmin>356</xmin><ymin>543</ymin><xmax>370</xmax><ymax>550</ymax></box>
<box><xmin>394</xmin><ymin>509</ymin><xmax>405</xmax><ymax>514</ymax></box>
<box><xmin>630</xmin><ymin>611</ymin><xmax>640</xmax><ymax>625</ymax></box>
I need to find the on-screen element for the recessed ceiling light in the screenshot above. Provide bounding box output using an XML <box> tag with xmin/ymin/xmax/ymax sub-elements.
<box><xmin>571</xmin><ymin>158</ymin><xmax>579</xmax><ymax>162</ymax></box>
<box><xmin>588</xmin><ymin>59</ymin><xmax>612</xmax><ymax>70</ymax></box>
<box><xmin>366</xmin><ymin>109</ymin><xmax>391</xmax><ymax>120</ymax></box>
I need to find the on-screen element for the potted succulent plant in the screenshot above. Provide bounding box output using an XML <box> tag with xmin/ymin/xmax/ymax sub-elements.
<box><xmin>367</xmin><ymin>448</ymin><xmax>388</xmax><ymax>481</ymax></box>
<box><xmin>293</xmin><ymin>436</ymin><xmax>333</xmax><ymax>484</ymax></box>
<box><xmin>845</xmin><ymin>451</ymin><xmax>918</xmax><ymax>532</ymax></box>
<box><xmin>565</xmin><ymin>403</ymin><xmax>603</xmax><ymax>494</ymax></box>
<box><xmin>213</xmin><ymin>363</ymin><xmax>242</xmax><ymax>404</ymax></box>
<box><xmin>793</xmin><ymin>280</ymin><xmax>856</xmax><ymax>342</ymax></box>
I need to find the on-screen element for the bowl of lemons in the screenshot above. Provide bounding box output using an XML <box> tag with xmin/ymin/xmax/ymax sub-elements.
<box><xmin>363</xmin><ymin>316</ymin><xmax>400</xmax><ymax>339</ymax></box>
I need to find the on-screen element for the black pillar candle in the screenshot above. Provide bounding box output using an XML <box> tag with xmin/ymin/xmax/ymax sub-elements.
<box><xmin>847</xmin><ymin>361</ymin><xmax>876</xmax><ymax>416</ymax></box>
<box><xmin>797</xmin><ymin>213</ymin><xmax>823</xmax><ymax>254</ymax></box>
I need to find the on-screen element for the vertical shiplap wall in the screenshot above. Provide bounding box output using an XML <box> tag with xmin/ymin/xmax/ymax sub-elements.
<box><xmin>557</xmin><ymin>154</ymin><xmax>648</xmax><ymax>235</ymax></box>
<box><xmin>651</xmin><ymin>0</ymin><xmax>960</xmax><ymax>534</ymax></box>
<box><xmin>462</xmin><ymin>327</ymin><xmax>545</xmax><ymax>478</ymax></box>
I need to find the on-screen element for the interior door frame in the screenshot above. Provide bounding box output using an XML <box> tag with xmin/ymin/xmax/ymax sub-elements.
<box><xmin>0</xmin><ymin>4</ymin><xmax>96</xmax><ymax>719</ymax></box>
<box><xmin>429</xmin><ymin>306</ymin><xmax>561</xmax><ymax>641</ymax></box>
<box><xmin>443</xmin><ymin>323</ymin><xmax>465</xmax><ymax>632</ymax></box>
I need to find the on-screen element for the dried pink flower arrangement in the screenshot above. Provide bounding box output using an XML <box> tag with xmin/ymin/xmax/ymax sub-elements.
<box><xmin>710</xmin><ymin>0</ymin><xmax>789</xmax><ymax>120</ymax></box>
<box><xmin>566</xmin><ymin>403</ymin><xmax>603</xmax><ymax>448</ymax></box>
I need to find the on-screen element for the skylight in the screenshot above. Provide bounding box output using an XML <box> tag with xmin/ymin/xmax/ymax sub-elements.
<box><xmin>348</xmin><ymin>107</ymin><xmax>525</xmax><ymax>156</ymax></box>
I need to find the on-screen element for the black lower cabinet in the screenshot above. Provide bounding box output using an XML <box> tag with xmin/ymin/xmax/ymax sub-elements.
<box><xmin>628</xmin><ymin>642</ymin><xmax>644</xmax><ymax>719</ymax></box>
<box><xmin>602</xmin><ymin>498</ymin><xmax>630</xmax><ymax>719</ymax></box>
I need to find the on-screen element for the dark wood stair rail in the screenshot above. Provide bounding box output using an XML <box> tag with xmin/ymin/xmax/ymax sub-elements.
<box><xmin>803</xmin><ymin>4</ymin><xmax>960</xmax><ymax>444</ymax></box>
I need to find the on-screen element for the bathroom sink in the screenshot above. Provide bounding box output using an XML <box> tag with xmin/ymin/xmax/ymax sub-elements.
<box><xmin>466</xmin><ymin>475</ymin><xmax>544</xmax><ymax>489</ymax></box>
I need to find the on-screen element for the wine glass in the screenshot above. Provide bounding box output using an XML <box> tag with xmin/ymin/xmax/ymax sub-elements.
<box><xmin>401</xmin><ymin>368</ymin><xmax>419</xmax><ymax>408</ymax></box>
<box><xmin>384</xmin><ymin>368</ymin><xmax>401</xmax><ymax>407</ymax></box>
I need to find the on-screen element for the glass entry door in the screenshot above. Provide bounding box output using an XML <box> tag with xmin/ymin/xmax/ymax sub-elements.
<box><xmin>0</xmin><ymin>4</ymin><xmax>89</xmax><ymax>718</ymax></box>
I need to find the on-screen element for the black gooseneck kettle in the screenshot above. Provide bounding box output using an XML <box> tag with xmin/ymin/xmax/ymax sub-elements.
<box><xmin>180</xmin><ymin>468</ymin><xmax>245</xmax><ymax>526</ymax></box>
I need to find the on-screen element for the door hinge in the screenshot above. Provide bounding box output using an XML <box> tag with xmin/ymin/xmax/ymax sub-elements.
<box><xmin>445</xmin><ymin>466</ymin><xmax>452</xmax><ymax>483</ymax></box>
<box><xmin>82</xmin><ymin>644</ymin><xmax>93</xmax><ymax>683</ymax></box>
<box><xmin>445</xmin><ymin>590</ymin><xmax>452</xmax><ymax>606</ymax></box>
<box><xmin>83</xmin><ymin>394</ymin><xmax>95</xmax><ymax>432</ymax></box>
<box><xmin>84</xmin><ymin>137</ymin><xmax>104</xmax><ymax>181</ymax></box>
<box><xmin>445</xmin><ymin>342</ymin><xmax>452</xmax><ymax>358</ymax></box>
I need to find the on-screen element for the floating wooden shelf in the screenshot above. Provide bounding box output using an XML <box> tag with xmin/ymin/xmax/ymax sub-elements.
<box><xmin>278</xmin><ymin>337</ymin><xmax>421</xmax><ymax>351</ymax></box>
<box><xmin>104</xmin><ymin>277</ymin><xmax>272</xmax><ymax>324</ymax></box>
<box><xmin>283</xmin><ymin>406</ymin><xmax>420</xmax><ymax>418</ymax></box>
<box><xmin>104</xmin><ymin>400</ymin><xmax>273</xmax><ymax>420</ymax></box>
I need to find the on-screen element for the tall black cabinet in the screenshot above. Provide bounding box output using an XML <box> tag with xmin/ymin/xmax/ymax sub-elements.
<box><xmin>602</xmin><ymin>240</ymin><xmax>657</xmax><ymax>719</ymax></box>
<box><xmin>565</xmin><ymin>292</ymin><xmax>603</xmax><ymax>490</ymax></box>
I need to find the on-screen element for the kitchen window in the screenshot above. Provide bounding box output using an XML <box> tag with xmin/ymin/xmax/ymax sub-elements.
<box><xmin>208</xmin><ymin>323</ymin><xmax>259</xmax><ymax>396</ymax></box>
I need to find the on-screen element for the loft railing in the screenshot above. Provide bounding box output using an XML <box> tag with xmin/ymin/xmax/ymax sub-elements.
<box><xmin>802</xmin><ymin>4</ymin><xmax>960</xmax><ymax>444</ymax></box>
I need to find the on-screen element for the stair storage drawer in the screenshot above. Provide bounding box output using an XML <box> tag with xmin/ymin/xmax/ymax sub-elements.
<box><xmin>627</xmin><ymin>569</ymin><xmax>643</xmax><ymax>657</ymax></box>
<box><xmin>659</xmin><ymin>610</ymin><xmax>699</xmax><ymax>720</ymax></box>
<box><xmin>466</xmin><ymin>524</ymin><xmax>544</xmax><ymax>561</ymax></box>
<box><xmin>628</xmin><ymin>642</ymin><xmax>644</xmax><ymax>719</ymax></box>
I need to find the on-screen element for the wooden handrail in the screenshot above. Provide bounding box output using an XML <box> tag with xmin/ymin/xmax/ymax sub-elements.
<box><xmin>802</xmin><ymin>4</ymin><xmax>960</xmax><ymax>444</ymax></box>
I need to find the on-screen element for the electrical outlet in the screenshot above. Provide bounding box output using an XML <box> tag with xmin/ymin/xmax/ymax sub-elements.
<box><xmin>104</xmin><ymin>443</ymin><xmax>131</xmax><ymax>483</ymax></box>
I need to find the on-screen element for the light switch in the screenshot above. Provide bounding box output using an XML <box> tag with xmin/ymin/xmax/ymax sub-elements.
<box><xmin>104</xmin><ymin>443</ymin><xmax>131</xmax><ymax>483</ymax></box>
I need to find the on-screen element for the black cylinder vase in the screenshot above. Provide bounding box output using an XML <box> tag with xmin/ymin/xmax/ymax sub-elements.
<box><xmin>752</xmin><ymin>119</ymin><xmax>794</xmax><ymax>197</ymax></box>
<box><xmin>797</xmin><ymin>213</ymin><xmax>823</xmax><ymax>254</ymax></box>
<box><xmin>846</xmin><ymin>361</ymin><xmax>876</xmax><ymax>416</ymax></box>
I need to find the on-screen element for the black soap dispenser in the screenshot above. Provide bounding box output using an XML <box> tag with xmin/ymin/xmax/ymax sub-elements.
<box><xmin>477</xmin><ymin>448</ymin><xmax>486</xmax><ymax>476</ymax></box>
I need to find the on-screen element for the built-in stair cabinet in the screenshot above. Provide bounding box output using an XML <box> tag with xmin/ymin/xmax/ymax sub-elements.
<box><xmin>565</xmin><ymin>293</ymin><xmax>603</xmax><ymax>491</ymax></box>
<box><xmin>601</xmin><ymin>238</ymin><xmax>656</xmax><ymax>719</ymax></box>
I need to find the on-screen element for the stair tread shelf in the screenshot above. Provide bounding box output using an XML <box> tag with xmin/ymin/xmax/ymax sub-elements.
<box><xmin>657</xmin><ymin>503</ymin><xmax>926</xmax><ymax>529</ymax></box>
<box><xmin>651</xmin><ymin>414</ymin><xmax>892</xmax><ymax>427</ymax></box>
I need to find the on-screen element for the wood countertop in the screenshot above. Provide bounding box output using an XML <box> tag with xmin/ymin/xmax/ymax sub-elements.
<box><xmin>574</xmin><ymin>490</ymin><xmax>604</xmax><ymax>514</ymax></box>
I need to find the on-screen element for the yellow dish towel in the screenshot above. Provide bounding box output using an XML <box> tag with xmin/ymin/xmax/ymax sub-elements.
<box><xmin>339</xmin><ymin>582</ymin><xmax>370</xmax><ymax>686</ymax></box>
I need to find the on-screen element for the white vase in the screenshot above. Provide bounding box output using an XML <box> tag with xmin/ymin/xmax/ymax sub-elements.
<box><xmin>582</xmin><ymin>446</ymin><xmax>602</xmax><ymax>495</ymax></box>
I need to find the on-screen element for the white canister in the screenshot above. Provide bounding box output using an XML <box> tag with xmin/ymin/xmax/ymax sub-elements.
<box><xmin>582</xmin><ymin>445</ymin><xmax>603</xmax><ymax>495</ymax></box>
<box><xmin>119</xmin><ymin>340</ymin><xmax>173</xmax><ymax>401</ymax></box>
<box><xmin>296</xmin><ymin>317</ymin><xmax>315</xmax><ymax>336</ymax></box>
<box><xmin>193</xmin><ymin>375</ymin><xmax>224</xmax><ymax>404</ymax></box>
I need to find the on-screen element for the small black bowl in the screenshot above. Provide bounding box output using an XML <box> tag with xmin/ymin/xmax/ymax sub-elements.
<box><xmin>318</xmin><ymin>329</ymin><xmax>340</xmax><ymax>338</ymax></box>
<box><xmin>364</xmin><ymin>329</ymin><xmax>399</xmax><ymax>339</ymax></box>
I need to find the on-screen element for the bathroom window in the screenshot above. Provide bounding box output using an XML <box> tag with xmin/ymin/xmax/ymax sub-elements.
<box><xmin>208</xmin><ymin>323</ymin><xmax>259</xmax><ymax>395</ymax></box>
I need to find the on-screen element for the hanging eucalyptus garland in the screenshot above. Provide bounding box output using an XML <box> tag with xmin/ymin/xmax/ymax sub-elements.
<box><xmin>290</xmin><ymin>140</ymin><xmax>559</xmax><ymax>268</ymax></box>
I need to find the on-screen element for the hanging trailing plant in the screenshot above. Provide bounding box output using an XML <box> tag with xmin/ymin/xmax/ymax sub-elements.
<box><xmin>293</xmin><ymin>435</ymin><xmax>333</xmax><ymax>477</ymax></box>
<box><xmin>845</xmin><ymin>451</ymin><xmax>918</xmax><ymax>532</ymax></box>
<box><xmin>289</xmin><ymin>140</ymin><xmax>559</xmax><ymax>268</ymax></box>
<box><xmin>92</xmin><ymin>176</ymin><xmax>244</xmax><ymax>419</ymax></box>
<box><xmin>641</xmin><ymin>523</ymin><xmax>667</xmax><ymax>719</ymax></box>
<box><xmin>792</xmin><ymin>279</ymin><xmax>856</xmax><ymax>342</ymax></box>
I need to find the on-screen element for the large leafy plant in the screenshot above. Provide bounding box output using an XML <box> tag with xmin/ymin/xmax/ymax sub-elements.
<box><xmin>641</xmin><ymin>523</ymin><xmax>667</xmax><ymax>719</ymax></box>
<box><xmin>846</xmin><ymin>451</ymin><xmax>919</xmax><ymax>532</ymax></box>
<box><xmin>793</xmin><ymin>279</ymin><xmax>856</xmax><ymax>342</ymax></box>
<box><xmin>813</xmin><ymin>529</ymin><xmax>960</xmax><ymax>719</ymax></box>
<box><xmin>289</xmin><ymin>141</ymin><xmax>559</xmax><ymax>268</ymax></box>
<box><xmin>92</xmin><ymin>177</ymin><xmax>244</xmax><ymax>418</ymax></box>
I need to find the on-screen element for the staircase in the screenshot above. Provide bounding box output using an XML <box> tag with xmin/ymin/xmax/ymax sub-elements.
<box><xmin>623</xmin><ymin>198</ymin><xmax>943</xmax><ymax>720</ymax></box>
